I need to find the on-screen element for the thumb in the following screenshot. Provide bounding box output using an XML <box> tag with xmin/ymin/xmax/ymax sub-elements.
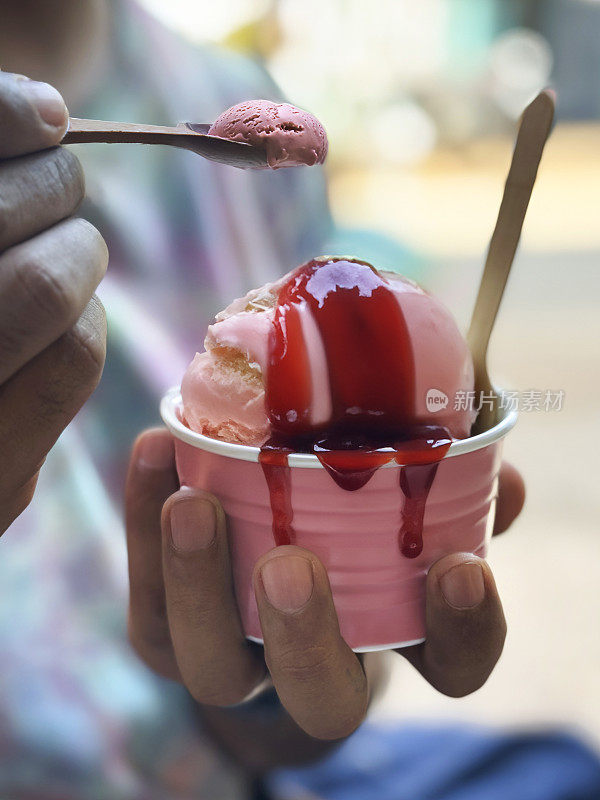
<box><xmin>0</xmin><ymin>72</ymin><xmax>68</xmax><ymax>158</ymax></box>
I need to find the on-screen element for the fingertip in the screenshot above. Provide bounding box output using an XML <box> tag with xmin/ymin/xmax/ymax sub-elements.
<box><xmin>494</xmin><ymin>461</ymin><xmax>526</xmax><ymax>535</ymax></box>
<box><xmin>252</xmin><ymin>545</ymin><xmax>327</xmax><ymax>605</ymax></box>
<box><xmin>166</xmin><ymin>486</ymin><xmax>223</xmax><ymax>515</ymax></box>
<box><xmin>0</xmin><ymin>73</ymin><xmax>69</xmax><ymax>156</ymax></box>
<box><xmin>428</xmin><ymin>551</ymin><xmax>485</xmax><ymax>579</ymax></box>
<box><xmin>255</xmin><ymin>551</ymin><xmax>315</xmax><ymax>615</ymax></box>
<box><xmin>133</xmin><ymin>428</ymin><xmax>175</xmax><ymax>471</ymax></box>
<box><xmin>443</xmin><ymin>564</ymin><xmax>484</xmax><ymax>611</ymax></box>
<box><xmin>429</xmin><ymin>552</ymin><xmax>504</xmax><ymax>610</ymax></box>
<box><xmin>20</xmin><ymin>78</ymin><xmax>69</xmax><ymax>132</ymax></box>
<box><xmin>253</xmin><ymin>545</ymin><xmax>318</xmax><ymax>577</ymax></box>
<box><xmin>161</xmin><ymin>486</ymin><xmax>225</xmax><ymax>536</ymax></box>
<box><xmin>68</xmin><ymin>218</ymin><xmax>109</xmax><ymax>276</ymax></box>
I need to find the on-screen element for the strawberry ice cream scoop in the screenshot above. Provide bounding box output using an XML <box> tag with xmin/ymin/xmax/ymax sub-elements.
<box><xmin>208</xmin><ymin>100</ymin><xmax>328</xmax><ymax>169</ymax></box>
<box><xmin>181</xmin><ymin>258</ymin><xmax>476</xmax><ymax>445</ymax></box>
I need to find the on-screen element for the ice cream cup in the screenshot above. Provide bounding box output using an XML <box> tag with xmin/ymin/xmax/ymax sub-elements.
<box><xmin>161</xmin><ymin>387</ymin><xmax>517</xmax><ymax>652</ymax></box>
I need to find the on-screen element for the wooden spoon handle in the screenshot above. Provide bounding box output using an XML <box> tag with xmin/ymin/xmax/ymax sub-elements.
<box><xmin>468</xmin><ymin>89</ymin><xmax>555</xmax><ymax>434</ymax></box>
<box><xmin>467</xmin><ymin>90</ymin><xmax>555</xmax><ymax>365</ymax></box>
<box><xmin>62</xmin><ymin>117</ymin><xmax>187</xmax><ymax>145</ymax></box>
<box><xmin>60</xmin><ymin>117</ymin><xmax>266</xmax><ymax>169</ymax></box>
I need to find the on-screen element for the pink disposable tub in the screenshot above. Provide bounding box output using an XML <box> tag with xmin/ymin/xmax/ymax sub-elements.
<box><xmin>161</xmin><ymin>387</ymin><xmax>517</xmax><ymax>652</ymax></box>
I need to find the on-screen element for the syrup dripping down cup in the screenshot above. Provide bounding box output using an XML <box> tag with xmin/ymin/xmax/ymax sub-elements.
<box><xmin>161</xmin><ymin>387</ymin><xmax>517</xmax><ymax>652</ymax></box>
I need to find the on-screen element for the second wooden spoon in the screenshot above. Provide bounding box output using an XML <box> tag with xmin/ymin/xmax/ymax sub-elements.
<box><xmin>468</xmin><ymin>89</ymin><xmax>555</xmax><ymax>434</ymax></box>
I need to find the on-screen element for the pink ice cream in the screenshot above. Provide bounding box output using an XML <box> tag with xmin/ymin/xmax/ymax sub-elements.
<box><xmin>208</xmin><ymin>100</ymin><xmax>328</xmax><ymax>169</ymax></box>
<box><xmin>181</xmin><ymin>262</ymin><xmax>476</xmax><ymax>445</ymax></box>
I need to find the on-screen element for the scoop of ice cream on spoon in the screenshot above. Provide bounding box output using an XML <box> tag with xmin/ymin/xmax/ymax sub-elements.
<box><xmin>61</xmin><ymin>100</ymin><xmax>327</xmax><ymax>171</ymax></box>
<box><xmin>208</xmin><ymin>99</ymin><xmax>328</xmax><ymax>169</ymax></box>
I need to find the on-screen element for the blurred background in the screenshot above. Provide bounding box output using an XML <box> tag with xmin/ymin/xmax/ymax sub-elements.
<box><xmin>136</xmin><ymin>0</ymin><xmax>600</xmax><ymax>747</ymax></box>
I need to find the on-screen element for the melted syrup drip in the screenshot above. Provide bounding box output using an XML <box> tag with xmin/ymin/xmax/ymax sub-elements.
<box><xmin>259</xmin><ymin>258</ymin><xmax>452</xmax><ymax>555</ymax></box>
<box><xmin>259</xmin><ymin>440</ymin><xmax>294</xmax><ymax>546</ymax></box>
<box><xmin>399</xmin><ymin>462</ymin><xmax>441</xmax><ymax>558</ymax></box>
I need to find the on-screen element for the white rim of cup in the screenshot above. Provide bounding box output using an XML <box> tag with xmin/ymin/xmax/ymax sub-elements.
<box><xmin>160</xmin><ymin>386</ymin><xmax>518</xmax><ymax>468</ymax></box>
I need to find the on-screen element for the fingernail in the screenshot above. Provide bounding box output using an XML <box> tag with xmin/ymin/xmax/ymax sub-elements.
<box><xmin>170</xmin><ymin>498</ymin><xmax>216</xmax><ymax>552</ymax></box>
<box><xmin>20</xmin><ymin>79</ymin><xmax>68</xmax><ymax>129</ymax></box>
<box><xmin>260</xmin><ymin>556</ymin><xmax>314</xmax><ymax>613</ymax></box>
<box><xmin>137</xmin><ymin>434</ymin><xmax>173</xmax><ymax>469</ymax></box>
<box><xmin>440</xmin><ymin>562</ymin><xmax>485</xmax><ymax>609</ymax></box>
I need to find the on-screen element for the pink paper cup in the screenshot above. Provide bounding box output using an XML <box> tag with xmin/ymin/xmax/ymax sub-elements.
<box><xmin>161</xmin><ymin>387</ymin><xmax>517</xmax><ymax>652</ymax></box>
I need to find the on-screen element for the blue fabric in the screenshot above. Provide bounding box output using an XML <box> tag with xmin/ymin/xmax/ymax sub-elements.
<box><xmin>268</xmin><ymin>723</ymin><xmax>600</xmax><ymax>800</ymax></box>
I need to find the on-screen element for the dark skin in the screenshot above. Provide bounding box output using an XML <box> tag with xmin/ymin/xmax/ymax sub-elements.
<box><xmin>2</xmin><ymin>0</ymin><xmax>526</xmax><ymax>774</ymax></box>
<box><xmin>0</xmin><ymin>2</ymin><xmax>110</xmax><ymax>534</ymax></box>
<box><xmin>0</xmin><ymin>74</ymin><xmax>108</xmax><ymax>534</ymax></box>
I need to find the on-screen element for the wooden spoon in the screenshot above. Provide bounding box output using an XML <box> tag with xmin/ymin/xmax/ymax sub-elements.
<box><xmin>468</xmin><ymin>89</ymin><xmax>555</xmax><ymax>434</ymax></box>
<box><xmin>61</xmin><ymin>118</ymin><xmax>268</xmax><ymax>169</ymax></box>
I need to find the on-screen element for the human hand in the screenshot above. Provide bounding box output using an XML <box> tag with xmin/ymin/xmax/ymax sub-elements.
<box><xmin>126</xmin><ymin>429</ymin><xmax>524</xmax><ymax>740</ymax></box>
<box><xmin>0</xmin><ymin>72</ymin><xmax>108</xmax><ymax>534</ymax></box>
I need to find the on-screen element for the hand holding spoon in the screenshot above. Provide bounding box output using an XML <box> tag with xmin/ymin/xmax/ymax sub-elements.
<box><xmin>468</xmin><ymin>89</ymin><xmax>555</xmax><ymax>434</ymax></box>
